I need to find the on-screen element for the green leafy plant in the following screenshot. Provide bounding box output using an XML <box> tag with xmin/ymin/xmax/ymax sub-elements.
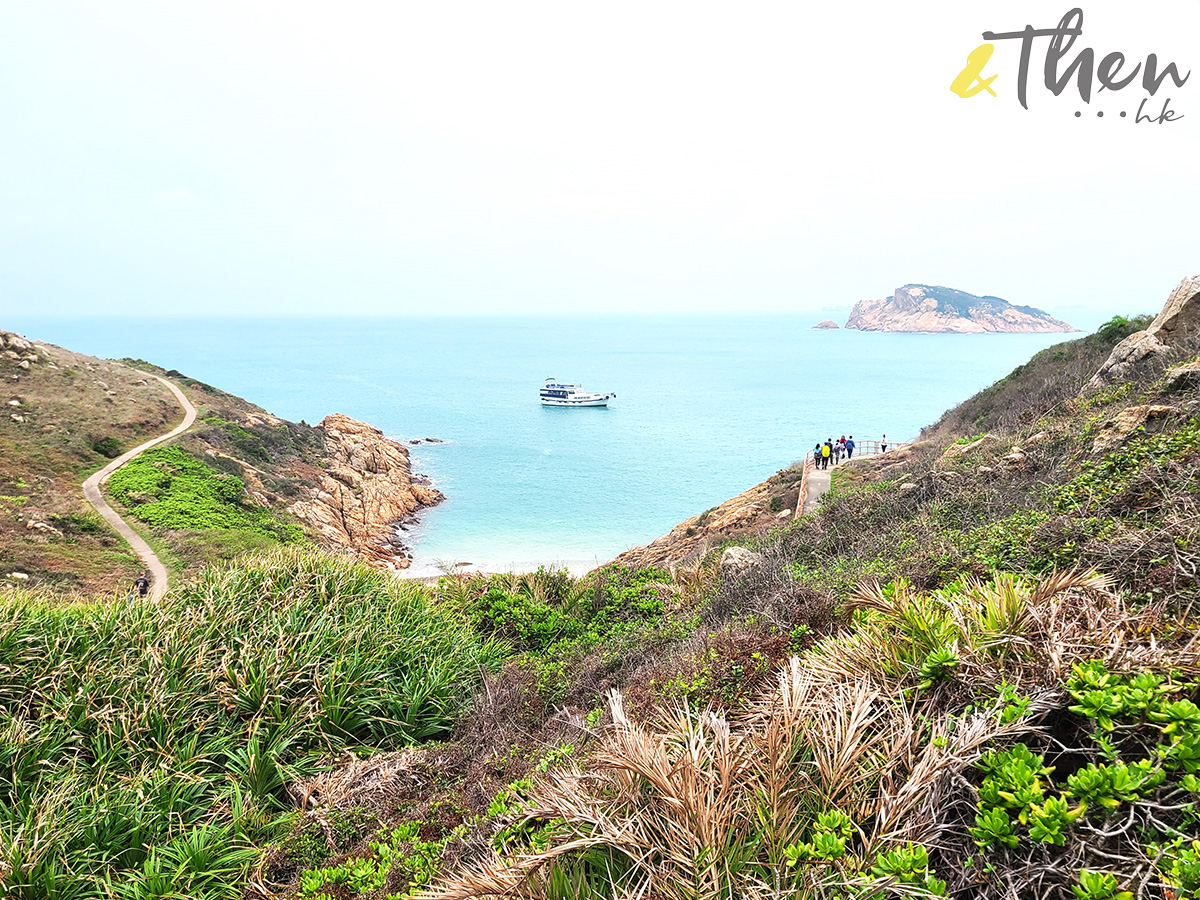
<box><xmin>1072</xmin><ymin>869</ymin><xmax>1132</xmax><ymax>900</ymax></box>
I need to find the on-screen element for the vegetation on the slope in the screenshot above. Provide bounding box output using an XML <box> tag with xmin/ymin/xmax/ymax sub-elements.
<box><xmin>924</xmin><ymin>314</ymin><xmax>1154</xmax><ymax>439</ymax></box>
<box><xmin>108</xmin><ymin>445</ymin><xmax>304</xmax><ymax>541</ymax></box>
<box><xmin>0</xmin><ymin>550</ymin><xmax>506</xmax><ymax>899</ymax></box>
<box><xmin>6</xmin><ymin>308</ymin><xmax>1199</xmax><ymax>900</ymax></box>
<box><xmin>0</xmin><ymin>340</ymin><xmax>178</xmax><ymax>590</ymax></box>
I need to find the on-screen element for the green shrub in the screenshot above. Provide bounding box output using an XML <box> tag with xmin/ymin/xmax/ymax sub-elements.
<box><xmin>89</xmin><ymin>435</ymin><xmax>123</xmax><ymax>458</ymax></box>
<box><xmin>108</xmin><ymin>444</ymin><xmax>303</xmax><ymax>542</ymax></box>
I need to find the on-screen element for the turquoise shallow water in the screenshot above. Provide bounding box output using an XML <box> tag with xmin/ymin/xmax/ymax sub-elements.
<box><xmin>9</xmin><ymin>316</ymin><xmax>1069</xmax><ymax>574</ymax></box>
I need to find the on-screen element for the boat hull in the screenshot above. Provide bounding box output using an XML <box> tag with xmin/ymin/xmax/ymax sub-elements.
<box><xmin>541</xmin><ymin>396</ymin><xmax>611</xmax><ymax>407</ymax></box>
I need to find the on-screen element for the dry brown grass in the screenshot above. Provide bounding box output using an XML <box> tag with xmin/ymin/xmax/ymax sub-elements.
<box><xmin>417</xmin><ymin>570</ymin><xmax>1198</xmax><ymax>900</ymax></box>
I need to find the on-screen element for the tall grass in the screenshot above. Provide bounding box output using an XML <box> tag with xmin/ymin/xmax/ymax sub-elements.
<box><xmin>0</xmin><ymin>548</ymin><xmax>506</xmax><ymax>899</ymax></box>
<box><xmin>419</xmin><ymin>570</ymin><xmax>1193</xmax><ymax>900</ymax></box>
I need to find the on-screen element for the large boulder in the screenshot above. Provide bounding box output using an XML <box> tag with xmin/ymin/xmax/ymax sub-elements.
<box><xmin>1090</xmin><ymin>276</ymin><xmax>1200</xmax><ymax>387</ymax></box>
<box><xmin>720</xmin><ymin>546</ymin><xmax>764</xmax><ymax>579</ymax></box>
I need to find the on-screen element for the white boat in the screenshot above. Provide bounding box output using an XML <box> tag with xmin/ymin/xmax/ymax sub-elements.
<box><xmin>540</xmin><ymin>378</ymin><xmax>616</xmax><ymax>407</ymax></box>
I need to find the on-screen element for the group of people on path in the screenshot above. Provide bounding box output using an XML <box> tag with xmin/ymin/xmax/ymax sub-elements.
<box><xmin>814</xmin><ymin>435</ymin><xmax>855</xmax><ymax>469</ymax></box>
<box><xmin>812</xmin><ymin>434</ymin><xmax>889</xmax><ymax>469</ymax></box>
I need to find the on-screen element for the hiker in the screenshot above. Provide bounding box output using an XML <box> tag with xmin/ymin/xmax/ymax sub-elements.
<box><xmin>881</xmin><ymin>434</ymin><xmax>888</xmax><ymax>453</ymax></box>
<box><xmin>822</xmin><ymin>439</ymin><xmax>833</xmax><ymax>469</ymax></box>
<box><xmin>813</xmin><ymin>442</ymin><xmax>822</xmax><ymax>465</ymax></box>
<box><xmin>846</xmin><ymin>435</ymin><xmax>855</xmax><ymax>459</ymax></box>
<box><xmin>832</xmin><ymin>437</ymin><xmax>843</xmax><ymax>465</ymax></box>
<box><xmin>134</xmin><ymin>571</ymin><xmax>150</xmax><ymax>598</ymax></box>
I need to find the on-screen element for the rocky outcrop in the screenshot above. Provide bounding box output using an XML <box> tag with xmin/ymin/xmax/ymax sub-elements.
<box><xmin>845</xmin><ymin>285</ymin><xmax>1076</xmax><ymax>334</ymax></box>
<box><xmin>608</xmin><ymin>481</ymin><xmax>778</xmax><ymax>571</ymax></box>
<box><xmin>1164</xmin><ymin>360</ymin><xmax>1200</xmax><ymax>395</ymax></box>
<box><xmin>720</xmin><ymin>547</ymin><xmax>763</xmax><ymax>578</ymax></box>
<box><xmin>287</xmin><ymin>414</ymin><xmax>442</xmax><ymax>570</ymax></box>
<box><xmin>1091</xmin><ymin>405</ymin><xmax>1178</xmax><ymax>454</ymax></box>
<box><xmin>2</xmin><ymin>331</ymin><xmax>49</xmax><ymax>370</ymax></box>
<box><xmin>812</xmin><ymin>320</ymin><xmax>840</xmax><ymax>330</ymax></box>
<box><xmin>1090</xmin><ymin>276</ymin><xmax>1200</xmax><ymax>388</ymax></box>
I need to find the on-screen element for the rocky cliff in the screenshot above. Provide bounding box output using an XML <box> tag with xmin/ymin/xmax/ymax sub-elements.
<box><xmin>608</xmin><ymin>481</ymin><xmax>777</xmax><ymax>571</ymax></box>
<box><xmin>1089</xmin><ymin>275</ymin><xmax>1200</xmax><ymax>388</ymax></box>
<box><xmin>845</xmin><ymin>285</ymin><xmax>1077</xmax><ymax>333</ymax></box>
<box><xmin>287</xmin><ymin>414</ymin><xmax>442</xmax><ymax>571</ymax></box>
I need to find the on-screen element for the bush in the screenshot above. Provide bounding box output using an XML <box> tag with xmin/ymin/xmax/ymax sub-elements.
<box><xmin>89</xmin><ymin>435</ymin><xmax>123</xmax><ymax>458</ymax></box>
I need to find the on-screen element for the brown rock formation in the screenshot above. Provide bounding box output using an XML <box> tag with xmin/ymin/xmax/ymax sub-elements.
<box><xmin>846</xmin><ymin>285</ymin><xmax>1076</xmax><ymax>334</ymax></box>
<box><xmin>812</xmin><ymin>320</ymin><xmax>840</xmax><ymax>330</ymax></box>
<box><xmin>288</xmin><ymin>414</ymin><xmax>442</xmax><ymax>570</ymax></box>
<box><xmin>1090</xmin><ymin>276</ymin><xmax>1200</xmax><ymax>388</ymax></box>
<box><xmin>607</xmin><ymin>480</ymin><xmax>777</xmax><ymax>571</ymax></box>
<box><xmin>1164</xmin><ymin>359</ymin><xmax>1200</xmax><ymax>395</ymax></box>
<box><xmin>1091</xmin><ymin>405</ymin><xmax>1178</xmax><ymax>454</ymax></box>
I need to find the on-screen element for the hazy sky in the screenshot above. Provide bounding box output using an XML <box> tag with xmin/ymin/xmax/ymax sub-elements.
<box><xmin>1</xmin><ymin>1</ymin><xmax>1197</xmax><ymax>323</ymax></box>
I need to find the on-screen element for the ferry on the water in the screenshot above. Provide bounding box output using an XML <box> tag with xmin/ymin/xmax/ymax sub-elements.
<box><xmin>540</xmin><ymin>378</ymin><xmax>616</xmax><ymax>407</ymax></box>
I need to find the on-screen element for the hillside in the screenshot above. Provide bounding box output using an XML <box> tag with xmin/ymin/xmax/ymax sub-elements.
<box><xmin>846</xmin><ymin>284</ymin><xmax>1078</xmax><ymax>333</ymax></box>
<box><xmin>1</xmin><ymin>274</ymin><xmax>1198</xmax><ymax>900</ymax></box>
<box><xmin>0</xmin><ymin>332</ymin><xmax>440</xmax><ymax>593</ymax></box>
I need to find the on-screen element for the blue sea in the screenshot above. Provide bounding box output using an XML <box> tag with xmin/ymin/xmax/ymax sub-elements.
<box><xmin>8</xmin><ymin>316</ymin><xmax>1069</xmax><ymax>574</ymax></box>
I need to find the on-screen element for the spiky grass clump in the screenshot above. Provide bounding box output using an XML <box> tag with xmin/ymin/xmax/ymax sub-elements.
<box><xmin>0</xmin><ymin>548</ymin><xmax>506</xmax><ymax>899</ymax></box>
<box><xmin>417</xmin><ymin>571</ymin><xmax>1199</xmax><ymax>900</ymax></box>
<box><xmin>419</xmin><ymin>660</ymin><xmax>1022</xmax><ymax>900</ymax></box>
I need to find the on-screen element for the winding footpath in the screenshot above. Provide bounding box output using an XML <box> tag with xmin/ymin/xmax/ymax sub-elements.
<box><xmin>82</xmin><ymin>372</ymin><xmax>197</xmax><ymax>600</ymax></box>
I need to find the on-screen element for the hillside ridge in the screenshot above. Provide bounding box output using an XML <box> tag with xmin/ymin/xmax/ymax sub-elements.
<box><xmin>0</xmin><ymin>330</ymin><xmax>440</xmax><ymax>591</ymax></box>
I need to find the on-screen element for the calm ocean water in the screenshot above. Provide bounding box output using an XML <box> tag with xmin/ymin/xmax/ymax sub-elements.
<box><xmin>9</xmin><ymin>316</ymin><xmax>1068</xmax><ymax>574</ymax></box>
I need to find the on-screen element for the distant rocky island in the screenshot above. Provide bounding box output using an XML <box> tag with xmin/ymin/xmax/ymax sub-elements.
<box><xmin>812</xmin><ymin>320</ymin><xmax>839</xmax><ymax>330</ymax></box>
<box><xmin>845</xmin><ymin>284</ymin><xmax>1077</xmax><ymax>334</ymax></box>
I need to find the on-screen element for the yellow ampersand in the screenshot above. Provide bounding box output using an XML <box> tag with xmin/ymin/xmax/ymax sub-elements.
<box><xmin>951</xmin><ymin>43</ymin><xmax>999</xmax><ymax>98</ymax></box>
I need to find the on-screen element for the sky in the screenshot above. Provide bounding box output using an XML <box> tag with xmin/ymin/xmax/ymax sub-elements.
<box><xmin>0</xmin><ymin>1</ymin><xmax>1197</xmax><ymax>326</ymax></box>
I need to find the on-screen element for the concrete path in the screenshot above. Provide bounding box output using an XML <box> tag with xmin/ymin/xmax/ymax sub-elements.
<box><xmin>82</xmin><ymin>372</ymin><xmax>197</xmax><ymax>600</ymax></box>
<box><xmin>802</xmin><ymin>464</ymin><xmax>832</xmax><ymax>515</ymax></box>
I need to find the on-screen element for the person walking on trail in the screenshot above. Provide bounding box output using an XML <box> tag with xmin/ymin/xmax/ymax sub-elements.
<box><xmin>822</xmin><ymin>439</ymin><xmax>833</xmax><ymax>469</ymax></box>
<box><xmin>846</xmin><ymin>435</ymin><xmax>856</xmax><ymax>459</ymax></box>
<box><xmin>134</xmin><ymin>571</ymin><xmax>150</xmax><ymax>599</ymax></box>
<box><xmin>813</xmin><ymin>443</ymin><xmax>822</xmax><ymax>466</ymax></box>
<box><xmin>832</xmin><ymin>437</ymin><xmax>843</xmax><ymax>465</ymax></box>
<box><xmin>881</xmin><ymin>434</ymin><xmax>888</xmax><ymax>453</ymax></box>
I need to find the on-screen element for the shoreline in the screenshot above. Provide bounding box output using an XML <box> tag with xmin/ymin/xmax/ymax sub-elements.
<box><xmin>398</xmin><ymin>555</ymin><xmax>604</xmax><ymax>581</ymax></box>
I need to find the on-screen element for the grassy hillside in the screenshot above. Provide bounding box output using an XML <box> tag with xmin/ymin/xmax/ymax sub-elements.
<box><xmin>0</xmin><ymin>334</ymin><xmax>180</xmax><ymax>591</ymax></box>
<box><xmin>1</xmin><ymin>333</ymin><xmax>331</xmax><ymax>593</ymax></box>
